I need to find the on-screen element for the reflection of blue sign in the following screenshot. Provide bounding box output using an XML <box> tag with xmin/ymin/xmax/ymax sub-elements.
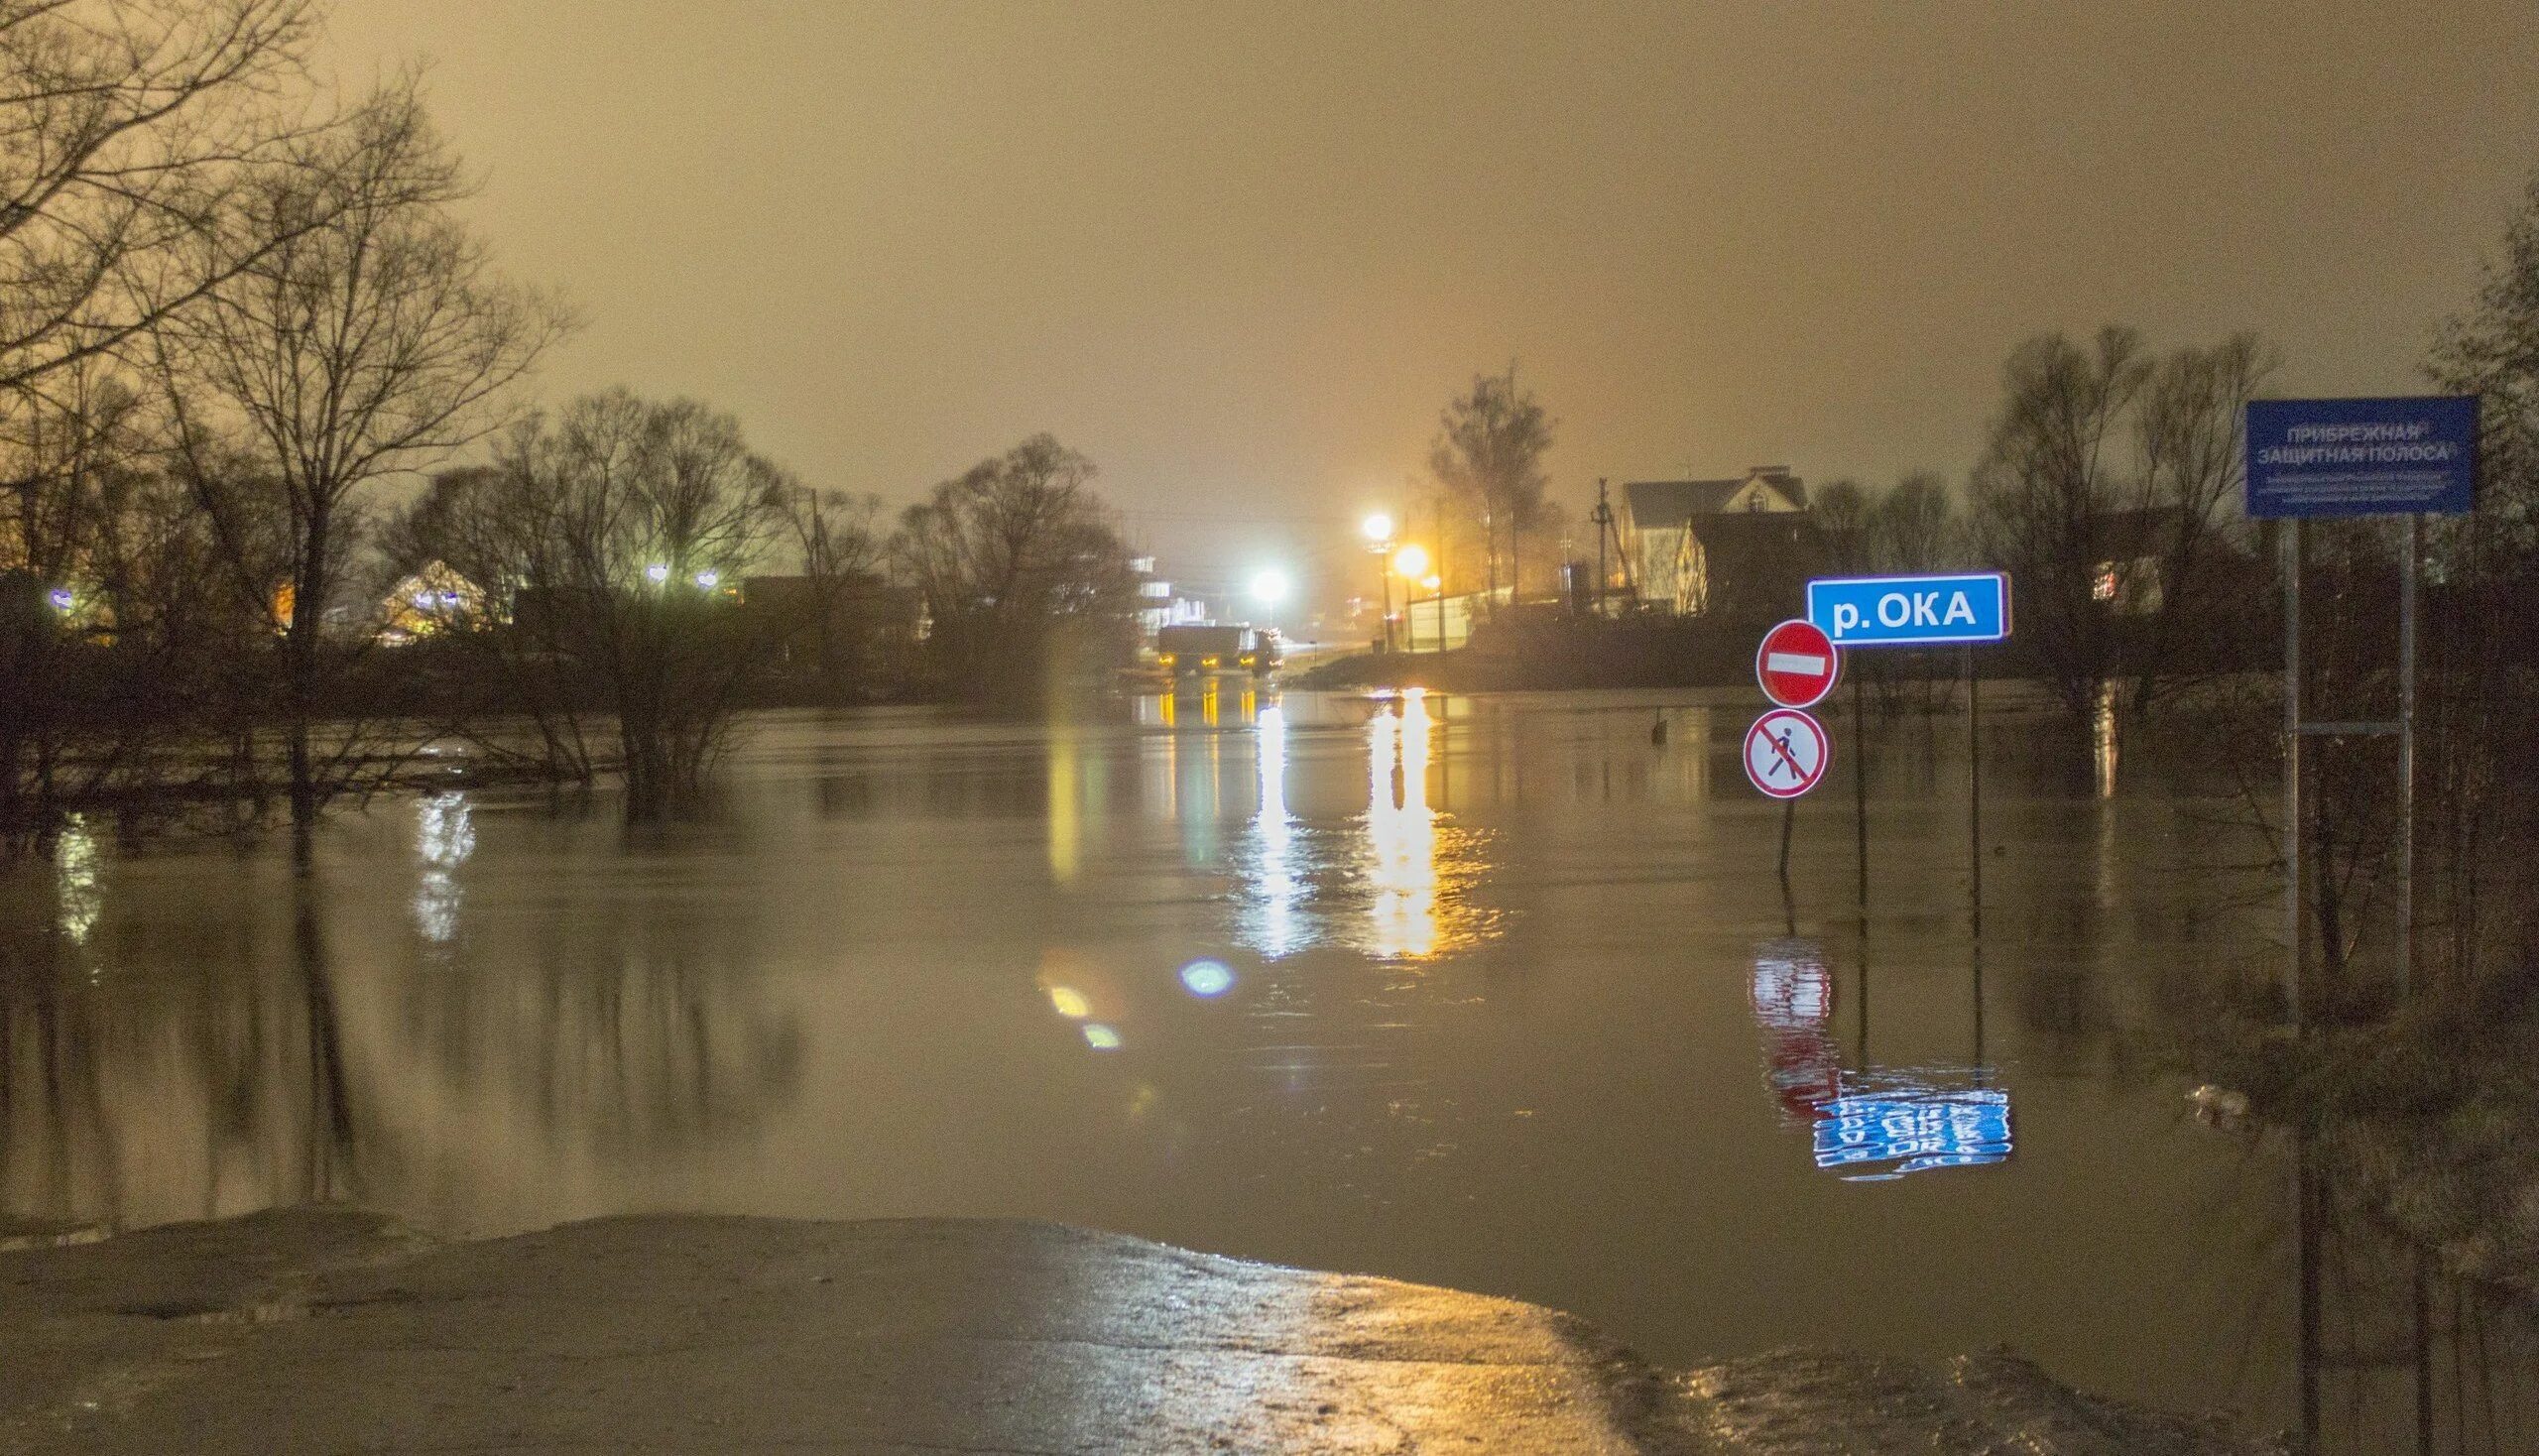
<box><xmin>1812</xmin><ymin>1080</ymin><xmax>2012</xmax><ymax>1180</ymax></box>
<box><xmin>1807</xmin><ymin>573</ymin><xmax>2010</xmax><ymax>647</ymax></box>
<box><xmin>2246</xmin><ymin>396</ymin><xmax>2478</xmax><ymax>519</ymax></box>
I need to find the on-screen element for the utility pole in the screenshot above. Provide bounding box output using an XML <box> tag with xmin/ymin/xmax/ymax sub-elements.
<box><xmin>1592</xmin><ymin>479</ymin><xmax>1610</xmax><ymax>620</ymax></box>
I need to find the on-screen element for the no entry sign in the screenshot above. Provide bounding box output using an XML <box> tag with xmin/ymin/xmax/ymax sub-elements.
<box><xmin>1746</xmin><ymin>708</ymin><xmax>1830</xmax><ymax>799</ymax></box>
<box><xmin>1755</xmin><ymin>619</ymin><xmax>1839</xmax><ymax>708</ymax></box>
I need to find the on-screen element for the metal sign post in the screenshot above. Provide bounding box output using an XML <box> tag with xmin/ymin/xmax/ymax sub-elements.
<box><xmin>1805</xmin><ymin>571</ymin><xmax>2013</xmax><ymax>929</ymax></box>
<box><xmin>2248</xmin><ymin>396</ymin><xmax>2478</xmax><ymax>1026</ymax></box>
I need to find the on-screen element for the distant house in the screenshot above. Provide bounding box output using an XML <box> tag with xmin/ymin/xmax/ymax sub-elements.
<box><xmin>378</xmin><ymin>560</ymin><xmax>488</xmax><ymax>645</ymax></box>
<box><xmin>740</xmin><ymin>571</ymin><xmax>927</xmax><ymax>687</ymax></box>
<box><xmin>1621</xmin><ymin>466</ymin><xmax>1812</xmax><ymax>616</ymax></box>
<box><xmin>2087</xmin><ymin>507</ymin><xmax>2178</xmax><ymax>616</ymax></box>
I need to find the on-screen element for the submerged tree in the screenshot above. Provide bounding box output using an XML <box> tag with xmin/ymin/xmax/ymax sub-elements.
<box><xmin>2417</xmin><ymin>163</ymin><xmax>2539</xmax><ymax>991</ymax></box>
<box><xmin>1430</xmin><ymin>365</ymin><xmax>1554</xmax><ymax>608</ymax></box>
<box><xmin>1970</xmin><ymin>326</ymin><xmax>2270</xmax><ymax>731</ymax></box>
<box><xmin>409</xmin><ymin>390</ymin><xmax>794</xmax><ymax>812</ymax></box>
<box><xmin>778</xmin><ymin>483</ymin><xmax>888</xmax><ymax>702</ymax></box>
<box><xmin>159</xmin><ymin>76</ymin><xmax>568</xmax><ymax>830</ymax></box>
<box><xmin>892</xmin><ymin>433</ymin><xmax>1141</xmax><ymax>708</ymax></box>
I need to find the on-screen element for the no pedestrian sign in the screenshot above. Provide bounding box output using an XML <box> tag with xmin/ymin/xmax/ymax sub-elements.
<box><xmin>1755</xmin><ymin>619</ymin><xmax>1839</xmax><ymax>709</ymax></box>
<box><xmin>1746</xmin><ymin>709</ymin><xmax>1830</xmax><ymax>799</ymax></box>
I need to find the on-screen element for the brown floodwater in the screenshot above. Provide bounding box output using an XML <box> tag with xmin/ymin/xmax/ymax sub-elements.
<box><xmin>1</xmin><ymin>687</ymin><xmax>2528</xmax><ymax>1449</ymax></box>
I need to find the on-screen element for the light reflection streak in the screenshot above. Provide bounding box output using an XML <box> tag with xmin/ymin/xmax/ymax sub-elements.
<box><xmin>414</xmin><ymin>791</ymin><xmax>473</xmax><ymax>945</ymax></box>
<box><xmin>1241</xmin><ymin>703</ymin><xmax>1305</xmax><ymax>958</ymax></box>
<box><xmin>55</xmin><ymin>813</ymin><xmax>99</xmax><ymax>946</ymax></box>
<box><xmin>1047</xmin><ymin>728</ymin><xmax>1081</xmax><ymax>885</ymax></box>
<box><xmin>1366</xmin><ymin>691</ymin><xmax>1439</xmax><ymax>958</ymax></box>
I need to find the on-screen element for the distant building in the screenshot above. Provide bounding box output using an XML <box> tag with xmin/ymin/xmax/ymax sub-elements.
<box><xmin>379</xmin><ymin>560</ymin><xmax>488</xmax><ymax>645</ymax></box>
<box><xmin>1621</xmin><ymin>466</ymin><xmax>1811</xmax><ymax>616</ymax></box>
<box><xmin>2087</xmin><ymin>507</ymin><xmax>2178</xmax><ymax>616</ymax></box>
<box><xmin>1128</xmin><ymin>554</ymin><xmax>1207</xmax><ymax>637</ymax></box>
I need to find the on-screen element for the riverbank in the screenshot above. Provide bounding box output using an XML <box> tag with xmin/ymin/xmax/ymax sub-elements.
<box><xmin>0</xmin><ymin>1208</ymin><xmax>2278</xmax><ymax>1454</ymax></box>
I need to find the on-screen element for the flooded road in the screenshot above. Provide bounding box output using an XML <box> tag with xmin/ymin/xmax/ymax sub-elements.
<box><xmin>0</xmin><ymin>688</ymin><xmax>2525</xmax><ymax>1447</ymax></box>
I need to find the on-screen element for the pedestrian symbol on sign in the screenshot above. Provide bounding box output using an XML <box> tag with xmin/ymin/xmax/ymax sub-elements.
<box><xmin>1745</xmin><ymin>708</ymin><xmax>1830</xmax><ymax>799</ymax></box>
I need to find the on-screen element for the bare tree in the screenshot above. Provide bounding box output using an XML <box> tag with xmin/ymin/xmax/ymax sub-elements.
<box><xmin>1811</xmin><ymin>478</ymin><xmax>1874</xmax><ymax>573</ymax></box>
<box><xmin>158</xmin><ymin>76</ymin><xmax>569</xmax><ymax>831</ymax></box>
<box><xmin>779</xmin><ymin>482</ymin><xmax>886</xmax><ymax>701</ymax></box>
<box><xmin>1970</xmin><ymin>326</ymin><xmax>2267</xmax><ymax>733</ymax></box>
<box><xmin>893</xmin><ymin>433</ymin><xmax>1141</xmax><ymax>707</ymax></box>
<box><xmin>0</xmin><ymin>0</ymin><xmax>333</xmax><ymax>398</ymax></box>
<box><xmin>504</xmin><ymin>390</ymin><xmax>791</xmax><ymax>812</ymax></box>
<box><xmin>1430</xmin><ymin>365</ymin><xmax>1553</xmax><ymax>610</ymax></box>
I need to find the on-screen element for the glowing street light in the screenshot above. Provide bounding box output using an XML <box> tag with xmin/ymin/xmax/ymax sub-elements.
<box><xmin>1363</xmin><ymin>514</ymin><xmax>1398</xmax><ymax>651</ymax></box>
<box><xmin>1391</xmin><ymin>543</ymin><xmax>1430</xmax><ymax>581</ymax></box>
<box><xmin>1249</xmin><ymin>567</ymin><xmax>1291</xmax><ymax>606</ymax></box>
<box><xmin>46</xmin><ymin>587</ymin><xmax>73</xmax><ymax>613</ymax></box>
<box><xmin>644</xmin><ymin>563</ymin><xmax>670</xmax><ymax>584</ymax></box>
<box><xmin>694</xmin><ymin>568</ymin><xmax>721</xmax><ymax>589</ymax></box>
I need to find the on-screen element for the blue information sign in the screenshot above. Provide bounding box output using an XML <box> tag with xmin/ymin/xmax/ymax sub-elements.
<box><xmin>2245</xmin><ymin>396</ymin><xmax>2478</xmax><ymax>518</ymax></box>
<box><xmin>1806</xmin><ymin>572</ymin><xmax>2010</xmax><ymax>648</ymax></box>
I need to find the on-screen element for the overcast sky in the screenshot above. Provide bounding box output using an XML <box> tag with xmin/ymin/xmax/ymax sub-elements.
<box><xmin>324</xmin><ymin>0</ymin><xmax>2539</xmax><ymax>600</ymax></box>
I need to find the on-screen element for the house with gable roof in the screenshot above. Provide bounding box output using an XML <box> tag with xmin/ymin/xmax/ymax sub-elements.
<box><xmin>1619</xmin><ymin>465</ymin><xmax>1814</xmax><ymax>617</ymax></box>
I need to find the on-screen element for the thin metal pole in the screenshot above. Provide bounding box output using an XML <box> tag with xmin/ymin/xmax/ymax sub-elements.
<box><xmin>1853</xmin><ymin>667</ymin><xmax>1869</xmax><ymax>913</ymax></box>
<box><xmin>1381</xmin><ymin>552</ymin><xmax>1393</xmax><ymax>653</ymax></box>
<box><xmin>2297</xmin><ymin>1130</ymin><xmax>2322</xmax><ymax>1451</ymax></box>
<box><xmin>1595</xmin><ymin>478</ymin><xmax>1609</xmax><ymax>620</ymax></box>
<box><xmin>1967</xmin><ymin>645</ymin><xmax>1982</xmax><ymax>935</ymax></box>
<box><xmin>1777</xmin><ymin>795</ymin><xmax>1794</xmax><ymax>887</ymax></box>
<box><xmin>2413</xmin><ymin>1249</ymin><xmax>2435</xmax><ymax>1456</ymax></box>
<box><xmin>2398</xmin><ymin>513</ymin><xmax>2418</xmax><ymax>1003</ymax></box>
<box><xmin>2284</xmin><ymin>518</ymin><xmax>2303</xmax><ymax>1029</ymax></box>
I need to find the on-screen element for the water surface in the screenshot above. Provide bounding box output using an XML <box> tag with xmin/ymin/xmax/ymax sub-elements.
<box><xmin>0</xmin><ymin>688</ymin><xmax>2518</xmax><ymax>1445</ymax></box>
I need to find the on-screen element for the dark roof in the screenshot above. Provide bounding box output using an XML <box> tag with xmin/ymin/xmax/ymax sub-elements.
<box><xmin>1623</xmin><ymin>472</ymin><xmax>1807</xmax><ymax>527</ymax></box>
<box><xmin>2094</xmin><ymin>506</ymin><xmax>2179</xmax><ymax>559</ymax></box>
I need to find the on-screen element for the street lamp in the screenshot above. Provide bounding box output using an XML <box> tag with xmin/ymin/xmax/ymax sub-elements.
<box><xmin>694</xmin><ymin>568</ymin><xmax>720</xmax><ymax>589</ymax></box>
<box><xmin>1249</xmin><ymin>567</ymin><xmax>1290</xmax><ymax>608</ymax></box>
<box><xmin>1390</xmin><ymin>545</ymin><xmax>1431</xmax><ymax>652</ymax></box>
<box><xmin>1362</xmin><ymin>514</ymin><xmax>1395</xmax><ymax>651</ymax></box>
<box><xmin>645</xmin><ymin>563</ymin><xmax>670</xmax><ymax>584</ymax></box>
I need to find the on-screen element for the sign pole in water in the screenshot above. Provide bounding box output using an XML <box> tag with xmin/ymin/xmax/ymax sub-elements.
<box><xmin>2249</xmin><ymin>395</ymin><xmax>2477</xmax><ymax>1027</ymax></box>
<box><xmin>1802</xmin><ymin>570</ymin><xmax>2015</xmax><ymax>929</ymax></box>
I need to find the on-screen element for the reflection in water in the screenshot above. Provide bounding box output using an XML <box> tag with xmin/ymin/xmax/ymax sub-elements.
<box><xmin>2093</xmin><ymin>680</ymin><xmax>2119</xmax><ymax>799</ymax></box>
<box><xmin>1812</xmin><ymin>1071</ymin><xmax>2013</xmax><ymax>1180</ymax></box>
<box><xmin>1365</xmin><ymin>694</ymin><xmax>1439</xmax><ymax>959</ymax></box>
<box><xmin>1752</xmin><ymin>939</ymin><xmax>2013</xmax><ymax>1179</ymax></box>
<box><xmin>1753</xmin><ymin>941</ymin><xmax>1841</xmax><ymax>1123</ymax></box>
<box><xmin>1242</xmin><ymin>704</ymin><xmax>1305</xmax><ymax>958</ymax></box>
<box><xmin>415</xmin><ymin>791</ymin><xmax>474</xmax><ymax>944</ymax></box>
<box><xmin>1047</xmin><ymin>728</ymin><xmax>1081</xmax><ymax>885</ymax></box>
<box><xmin>1356</xmin><ymin>691</ymin><xmax>1498</xmax><ymax>958</ymax></box>
<box><xmin>55</xmin><ymin>814</ymin><xmax>98</xmax><ymax>946</ymax></box>
<box><xmin>11</xmin><ymin>696</ymin><xmax>2523</xmax><ymax>1445</ymax></box>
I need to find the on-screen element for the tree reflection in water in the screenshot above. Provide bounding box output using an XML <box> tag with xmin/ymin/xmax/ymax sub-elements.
<box><xmin>0</xmin><ymin>794</ymin><xmax>804</xmax><ymax>1233</ymax></box>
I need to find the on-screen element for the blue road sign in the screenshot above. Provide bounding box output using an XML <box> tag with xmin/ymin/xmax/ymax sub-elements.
<box><xmin>2246</xmin><ymin>396</ymin><xmax>2478</xmax><ymax>518</ymax></box>
<box><xmin>1806</xmin><ymin>572</ymin><xmax>2009</xmax><ymax>648</ymax></box>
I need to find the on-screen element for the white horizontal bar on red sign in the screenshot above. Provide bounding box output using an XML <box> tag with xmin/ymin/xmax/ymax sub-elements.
<box><xmin>1765</xmin><ymin>653</ymin><xmax>1828</xmax><ymax>675</ymax></box>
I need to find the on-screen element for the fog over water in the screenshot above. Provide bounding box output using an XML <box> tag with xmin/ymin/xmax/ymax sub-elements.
<box><xmin>1</xmin><ymin>692</ymin><xmax>2527</xmax><ymax>1445</ymax></box>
